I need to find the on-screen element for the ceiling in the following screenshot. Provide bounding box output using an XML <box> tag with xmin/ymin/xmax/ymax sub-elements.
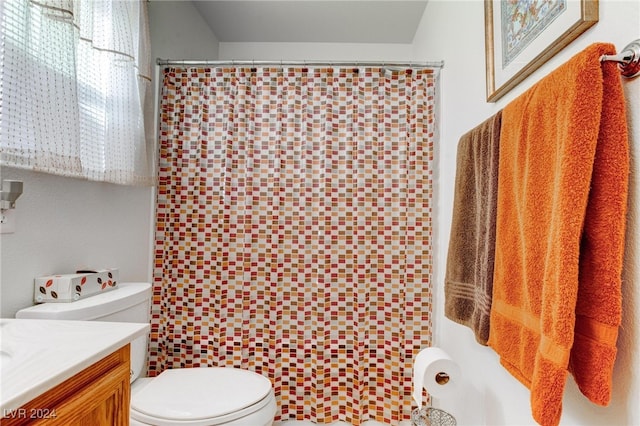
<box><xmin>191</xmin><ymin>1</ymin><xmax>429</xmax><ymax>44</ymax></box>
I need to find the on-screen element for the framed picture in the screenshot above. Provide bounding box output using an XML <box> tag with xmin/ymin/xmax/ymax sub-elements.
<box><xmin>484</xmin><ymin>0</ymin><xmax>598</xmax><ymax>102</ymax></box>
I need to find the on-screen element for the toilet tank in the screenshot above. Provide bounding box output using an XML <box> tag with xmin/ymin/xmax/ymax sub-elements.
<box><xmin>15</xmin><ymin>282</ymin><xmax>152</xmax><ymax>382</ymax></box>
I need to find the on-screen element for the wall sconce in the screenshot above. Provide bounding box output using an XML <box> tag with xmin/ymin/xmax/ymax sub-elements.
<box><xmin>1</xmin><ymin>180</ymin><xmax>24</xmax><ymax>211</ymax></box>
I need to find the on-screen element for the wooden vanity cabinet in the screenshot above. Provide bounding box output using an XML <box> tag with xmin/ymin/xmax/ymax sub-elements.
<box><xmin>2</xmin><ymin>345</ymin><xmax>131</xmax><ymax>425</ymax></box>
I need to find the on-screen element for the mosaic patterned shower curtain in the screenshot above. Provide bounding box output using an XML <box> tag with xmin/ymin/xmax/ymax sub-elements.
<box><xmin>150</xmin><ymin>66</ymin><xmax>436</xmax><ymax>425</ymax></box>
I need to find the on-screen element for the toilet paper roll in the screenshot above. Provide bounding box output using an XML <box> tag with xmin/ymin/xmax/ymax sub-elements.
<box><xmin>412</xmin><ymin>347</ymin><xmax>460</xmax><ymax>405</ymax></box>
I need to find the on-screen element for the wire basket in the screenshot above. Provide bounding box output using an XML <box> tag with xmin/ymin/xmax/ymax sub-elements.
<box><xmin>411</xmin><ymin>406</ymin><xmax>456</xmax><ymax>426</ymax></box>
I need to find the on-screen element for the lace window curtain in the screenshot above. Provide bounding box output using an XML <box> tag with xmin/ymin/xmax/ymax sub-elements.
<box><xmin>151</xmin><ymin>66</ymin><xmax>436</xmax><ymax>425</ymax></box>
<box><xmin>0</xmin><ymin>0</ymin><xmax>154</xmax><ymax>185</ymax></box>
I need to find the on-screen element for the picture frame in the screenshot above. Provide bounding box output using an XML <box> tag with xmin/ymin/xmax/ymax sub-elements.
<box><xmin>484</xmin><ymin>0</ymin><xmax>598</xmax><ymax>102</ymax></box>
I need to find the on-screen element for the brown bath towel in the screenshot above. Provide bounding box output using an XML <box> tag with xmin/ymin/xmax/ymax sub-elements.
<box><xmin>445</xmin><ymin>112</ymin><xmax>502</xmax><ymax>345</ymax></box>
<box><xmin>488</xmin><ymin>43</ymin><xmax>629</xmax><ymax>426</ymax></box>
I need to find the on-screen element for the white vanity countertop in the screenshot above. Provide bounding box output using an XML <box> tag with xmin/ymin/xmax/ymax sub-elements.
<box><xmin>0</xmin><ymin>318</ymin><xmax>149</xmax><ymax>413</ymax></box>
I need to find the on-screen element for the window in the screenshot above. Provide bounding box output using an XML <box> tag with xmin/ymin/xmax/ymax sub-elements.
<box><xmin>0</xmin><ymin>0</ymin><xmax>154</xmax><ymax>185</ymax></box>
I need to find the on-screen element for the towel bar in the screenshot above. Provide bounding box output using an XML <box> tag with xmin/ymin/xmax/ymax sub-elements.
<box><xmin>600</xmin><ymin>39</ymin><xmax>640</xmax><ymax>78</ymax></box>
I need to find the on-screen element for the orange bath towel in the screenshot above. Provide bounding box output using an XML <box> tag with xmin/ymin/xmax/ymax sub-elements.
<box><xmin>488</xmin><ymin>43</ymin><xmax>629</xmax><ymax>426</ymax></box>
<box><xmin>445</xmin><ymin>112</ymin><xmax>501</xmax><ymax>345</ymax></box>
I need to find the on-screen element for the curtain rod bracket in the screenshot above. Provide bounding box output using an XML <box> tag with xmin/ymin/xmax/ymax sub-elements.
<box><xmin>600</xmin><ymin>39</ymin><xmax>640</xmax><ymax>78</ymax></box>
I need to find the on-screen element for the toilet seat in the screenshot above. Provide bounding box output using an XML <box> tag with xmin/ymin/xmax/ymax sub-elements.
<box><xmin>131</xmin><ymin>367</ymin><xmax>274</xmax><ymax>426</ymax></box>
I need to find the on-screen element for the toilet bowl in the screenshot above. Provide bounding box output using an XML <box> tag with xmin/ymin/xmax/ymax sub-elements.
<box><xmin>130</xmin><ymin>369</ymin><xmax>277</xmax><ymax>426</ymax></box>
<box><xmin>16</xmin><ymin>282</ymin><xmax>276</xmax><ymax>426</ymax></box>
<box><xmin>129</xmin><ymin>368</ymin><xmax>276</xmax><ymax>426</ymax></box>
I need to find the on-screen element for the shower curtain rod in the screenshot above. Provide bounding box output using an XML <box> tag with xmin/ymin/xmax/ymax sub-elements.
<box><xmin>156</xmin><ymin>58</ymin><xmax>444</xmax><ymax>69</ymax></box>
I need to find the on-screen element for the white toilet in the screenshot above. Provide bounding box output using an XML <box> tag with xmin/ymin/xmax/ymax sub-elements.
<box><xmin>16</xmin><ymin>282</ymin><xmax>277</xmax><ymax>426</ymax></box>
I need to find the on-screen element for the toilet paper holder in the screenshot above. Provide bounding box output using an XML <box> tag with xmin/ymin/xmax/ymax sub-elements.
<box><xmin>412</xmin><ymin>373</ymin><xmax>456</xmax><ymax>426</ymax></box>
<box><xmin>412</xmin><ymin>347</ymin><xmax>458</xmax><ymax>425</ymax></box>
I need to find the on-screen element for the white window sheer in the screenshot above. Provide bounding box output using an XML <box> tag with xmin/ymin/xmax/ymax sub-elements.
<box><xmin>0</xmin><ymin>0</ymin><xmax>154</xmax><ymax>185</ymax></box>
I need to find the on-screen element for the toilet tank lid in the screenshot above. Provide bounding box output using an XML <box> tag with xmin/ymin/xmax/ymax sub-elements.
<box><xmin>15</xmin><ymin>282</ymin><xmax>151</xmax><ymax>320</ymax></box>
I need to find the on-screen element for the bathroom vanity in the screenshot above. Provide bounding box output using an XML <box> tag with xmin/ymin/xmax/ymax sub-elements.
<box><xmin>0</xmin><ymin>319</ymin><xmax>148</xmax><ymax>425</ymax></box>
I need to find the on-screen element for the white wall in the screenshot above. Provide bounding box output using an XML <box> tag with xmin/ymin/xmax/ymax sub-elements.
<box><xmin>148</xmin><ymin>1</ymin><xmax>220</xmax><ymax>61</ymax></box>
<box><xmin>413</xmin><ymin>1</ymin><xmax>640</xmax><ymax>425</ymax></box>
<box><xmin>0</xmin><ymin>168</ymin><xmax>154</xmax><ymax>317</ymax></box>
<box><xmin>219</xmin><ymin>42</ymin><xmax>413</xmax><ymax>62</ymax></box>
